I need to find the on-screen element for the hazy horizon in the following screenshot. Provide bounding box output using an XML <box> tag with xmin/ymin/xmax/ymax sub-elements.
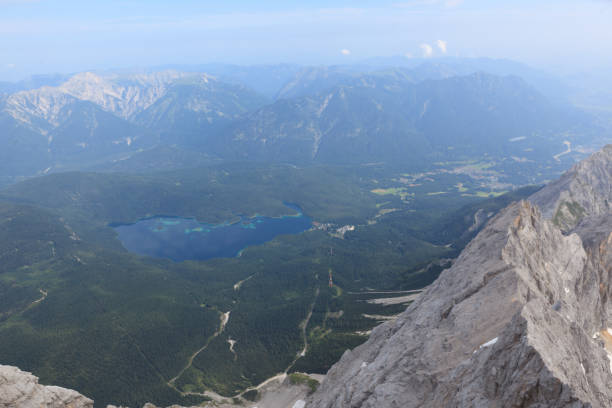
<box><xmin>1</xmin><ymin>0</ymin><xmax>611</xmax><ymax>81</ymax></box>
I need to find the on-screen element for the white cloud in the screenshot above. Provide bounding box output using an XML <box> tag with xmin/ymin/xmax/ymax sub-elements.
<box><xmin>341</xmin><ymin>48</ymin><xmax>351</xmax><ymax>55</ymax></box>
<box><xmin>5</xmin><ymin>63</ymin><xmax>16</xmax><ymax>68</ymax></box>
<box><xmin>420</xmin><ymin>43</ymin><xmax>433</xmax><ymax>57</ymax></box>
<box><xmin>404</xmin><ymin>52</ymin><xmax>413</xmax><ymax>58</ymax></box>
<box><xmin>436</xmin><ymin>39</ymin><xmax>447</xmax><ymax>53</ymax></box>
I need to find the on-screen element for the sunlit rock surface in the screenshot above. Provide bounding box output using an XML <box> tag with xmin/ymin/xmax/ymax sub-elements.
<box><xmin>0</xmin><ymin>365</ymin><xmax>93</xmax><ymax>408</ymax></box>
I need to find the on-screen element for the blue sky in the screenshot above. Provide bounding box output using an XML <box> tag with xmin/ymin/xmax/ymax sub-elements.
<box><xmin>1</xmin><ymin>0</ymin><xmax>611</xmax><ymax>80</ymax></box>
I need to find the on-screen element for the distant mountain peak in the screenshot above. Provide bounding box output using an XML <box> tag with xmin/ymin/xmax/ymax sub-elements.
<box><xmin>57</xmin><ymin>70</ymin><xmax>187</xmax><ymax>119</ymax></box>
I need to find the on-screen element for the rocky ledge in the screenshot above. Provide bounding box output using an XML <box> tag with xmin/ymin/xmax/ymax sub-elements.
<box><xmin>0</xmin><ymin>365</ymin><xmax>93</xmax><ymax>408</ymax></box>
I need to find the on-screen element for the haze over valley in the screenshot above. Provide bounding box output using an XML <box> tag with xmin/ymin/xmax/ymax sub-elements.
<box><xmin>1</xmin><ymin>1</ymin><xmax>612</xmax><ymax>408</ymax></box>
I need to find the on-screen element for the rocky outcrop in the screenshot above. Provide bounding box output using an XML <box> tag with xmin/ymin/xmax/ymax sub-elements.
<box><xmin>58</xmin><ymin>71</ymin><xmax>187</xmax><ymax>119</ymax></box>
<box><xmin>306</xmin><ymin>145</ymin><xmax>612</xmax><ymax>407</ymax></box>
<box><xmin>0</xmin><ymin>363</ymin><xmax>313</xmax><ymax>408</ymax></box>
<box><xmin>0</xmin><ymin>365</ymin><xmax>93</xmax><ymax>408</ymax></box>
<box><xmin>530</xmin><ymin>144</ymin><xmax>612</xmax><ymax>231</ymax></box>
<box><xmin>4</xmin><ymin>71</ymin><xmax>188</xmax><ymax>126</ymax></box>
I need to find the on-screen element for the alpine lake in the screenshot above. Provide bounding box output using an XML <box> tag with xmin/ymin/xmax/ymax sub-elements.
<box><xmin>112</xmin><ymin>204</ymin><xmax>312</xmax><ymax>261</ymax></box>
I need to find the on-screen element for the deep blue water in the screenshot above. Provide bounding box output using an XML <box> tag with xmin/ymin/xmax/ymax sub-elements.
<box><xmin>113</xmin><ymin>204</ymin><xmax>312</xmax><ymax>262</ymax></box>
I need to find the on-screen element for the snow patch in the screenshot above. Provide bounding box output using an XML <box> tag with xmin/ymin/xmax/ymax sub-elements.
<box><xmin>292</xmin><ymin>400</ymin><xmax>306</xmax><ymax>408</ymax></box>
<box><xmin>480</xmin><ymin>337</ymin><xmax>498</xmax><ymax>349</ymax></box>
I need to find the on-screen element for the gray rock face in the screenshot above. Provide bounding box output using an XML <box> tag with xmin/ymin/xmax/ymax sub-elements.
<box><xmin>0</xmin><ymin>365</ymin><xmax>93</xmax><ymax>408</ymax></box>
<box><xmin>307</xmin><ymin>145</ymin><xmax>612</xmax><ymax>407</ymax></box>
<box><xmin>530</xmin><ymin>144</ymin><xmax>612</xmax><ymax>231</ymax></box>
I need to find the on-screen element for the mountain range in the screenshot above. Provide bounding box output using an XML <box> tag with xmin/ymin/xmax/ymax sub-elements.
<box><xmin>0</xmin><ymin>59</ymin><xmax>604</xmax><ymax>187</ymax></box>
<box><xmin>219</xmin><ymin>72</ymin><xmax>589</xmax><ymax>164</ymax></box>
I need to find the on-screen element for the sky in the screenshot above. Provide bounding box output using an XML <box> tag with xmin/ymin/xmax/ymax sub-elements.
<box><xmin>0</xmin><ymin>0</ymin><xmax>611</xmax><ymax>81</ymax></box>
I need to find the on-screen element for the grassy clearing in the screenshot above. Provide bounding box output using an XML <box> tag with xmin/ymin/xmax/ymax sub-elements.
<box><xmin>461</xmin><ymin>191</ymin><xmax>507</xmax><ymax>198</ymax></box>
<box><xmin>288</xmin><ymin>373</ymin><xmax>319</xmax><ymax>393</ymax></box>
<box><xmin>376</xmin><ymin>208</ymin><xmax>399</xmax><ymax>217</ymax></box>
<box><xmin>370</xmin><ymin>187</ymin><xmax>413</xmax><ymax>200</ymax></box>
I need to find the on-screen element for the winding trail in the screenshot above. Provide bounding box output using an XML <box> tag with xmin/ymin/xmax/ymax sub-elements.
<box><xmin>32</xmin><ymin>289</ymin><xmax>48</xmax><ymax>305</ymax></box>
<box><xmin>7</xmin><ymin>289</ymin><xmax>50</xmax><ymax>318</ymax></box>
<box><xmin>554</xmin><ymin>141</ymin><xmax>572</xmax><ymax>162</ymax></box>
<box><xmin>288</xmin><ymin>288</ymin><xmax>320</xmax><ymax>370</ymax></box>
<box><xmin>233</xmin><ymin>274</ymin><xmax>256</xmax><ymax>291</ymax></box>
<box><xmin>168</xmin><ymin>311</ymin><xmax>230</xmax><ymax>386</ymax></box>
<box><xmin>228</xmin><ymin>338</ymin><xmax>237</xmax><ymax>361</ymax></box>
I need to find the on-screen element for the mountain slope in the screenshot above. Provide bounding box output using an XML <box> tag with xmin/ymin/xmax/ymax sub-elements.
<box><xmin>530</xmin><ymin>146</ymin><xmax>612</xmax><ymax>231</ymax></box>
<box><xmin>306</xmin><ymin>145</ymin><xmax>612</xmax><ymax>407</ymax></box>
<box><xmin>0</xmin><ymin>70</ymin><xmax>275</xmax><ymax>179</ymax></box>
<box><xmin>360</xmin><ymin>57</ymin><xmax>570</xmax><ymax>101</ymax></box>
<box><xmin>135</xmin><ymin>75</ymin><xmax>268</xmax><ymax>149</ymax></box>
<box><xmin>57</xmin><ymin>71</ymin><xmax>189</xmax><ymax>119</ymax></box>
<box><xmin>275</xmin><ymin>66</ymin><xmax>359</xmax><ymax>100</ymax></box>
<box><xmin>0</xmin><ymin>90</ymin><xmax>155</xmax><ymax>175</ymax></box>
<box><xmin>0</xmin><ymin>111</ymin><xmax>50</xmax><ymax>176</ymax></box>
<box><xmin>216</xmin><ymin>72</ymin><xmax>591</xmax><ymax>165</ymax></box>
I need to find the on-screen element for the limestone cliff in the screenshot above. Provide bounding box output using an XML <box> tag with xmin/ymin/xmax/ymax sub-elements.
<box><xmin>0</xmin><ymin>365</ymin><xmax>93</xmax><ymax>408</ymax></box>
<box><xmin>306</xmin><ymin>145</ymin><xmax>612</xmax><ymax>407</ymax></box>
<box><xmin>530</xmin><ymin>144</ymin><xmax>612</xmax><ymax>231</ymax></box>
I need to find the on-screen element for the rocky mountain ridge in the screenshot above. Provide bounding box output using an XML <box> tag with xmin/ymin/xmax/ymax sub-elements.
<box><xmin>305</xmin><ymin>144</ymin><xmax>612</xmax><ymax>407</ymax></box>
<box><xmin>219</xmin><ymin>72</ymin><xmax>589</xmax><ymax>165</ymax></box>
<box><xmin>5</xmin><ymin>71</ymin><xmax>188</xmax><ymax>123</ymax></box>
<box><xmin>0</xmin><ymin>70</ymin><xmax>265</xmax><ymax>179</ymax></box>
<box><xmin>1</xmin><ymin>67</ymin><xmax>597</xmax><ymax>173</ymax></box>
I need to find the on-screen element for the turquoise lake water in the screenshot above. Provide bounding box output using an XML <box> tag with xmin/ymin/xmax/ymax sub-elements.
<box><xmin>112</xmin><ymin>204</ymin><xmax>312</xmax><ymax>261</ymax></box>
